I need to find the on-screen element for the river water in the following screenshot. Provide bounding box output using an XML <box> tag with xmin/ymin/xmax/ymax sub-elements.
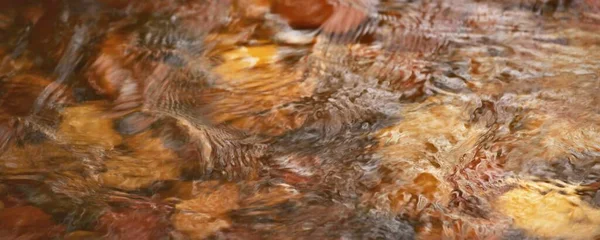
<box><xmin>1</xmin><ymin>0</ymin><xmax>600</xmax><ymax>239</ymax></box>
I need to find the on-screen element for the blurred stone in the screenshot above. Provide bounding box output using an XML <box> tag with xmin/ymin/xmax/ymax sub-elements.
<box><xmin>238</xmin><ymin>0</ymin><xmax>271</xmax><ymax>19</ymax></box>
<box><xmin>0</xmin><ymin>74</ymin><xmax>68</xmax><ymax>117</ymax></box>
<box><xmin>0</xmin><ymin>193</ymin><xmax>28</xmax><ymax>209</ymax></box>
<box><xmin>172</xmin><ymin>215</ymin><xmax>230</xmax><ymax>240</ymax></box>
<box><xmin>0</xmin><ymin>141</ymin><xmax>79</xmax><ymax>174</ymax></box>
<box><xmin>58</xmin><ymin>102</ymin><xmax>122</xmax><ymax>150</ymax></box>
<box><xmin>375</xmin><ymin>96</ymin><xmax>485</xmax><ymax>193</ymax></box>
<box><xmin>239</xmin><ymin>182</ymin><xmax>301</xmax><ymax>205</ymax></box>
<box><xmin>370</xmin><ymin>96</ymin><xmax>497</xmax><ymax>236</ymax></box>
<box><xmin>271</xmin><ymin>0</ymin><xmax>376</xmax><ymax>34</ymax></box>
<box><xmin>0</xmin><ymin>205</ymin><xmax>66</xmax><ymax>239</ymax></box>
<box><xmin>96</xmin><ymin>0</ymin><xmax>131</xmax><ymax>9</ymax></box>
<box><xmin>63</xmin><ymin>231</ymin><xmax>103</xmax><ymax>240</ymax></box>
<box><xmin>209</xmin><ymin>45</ymin><xmax>315</xmax><ymax>136</ymax></box>
<box><xmin>470</xmin><ymin>74</ymin><xmax>600</xmax><ymax>183</ymax></box>
<box><xmin>174</xmin><ymin>181</ymin><xmax>240</xmax><ymax>216</ymax></box>
<box><xmin>320</xmin><ymin>0</ymin><xmax>375</xmax><ymax>34</ymax></box>
<box><xmin>95</xmin><ymin>207</ymin><xmax>171</xmax><ymax>240</ymax></box>
<box><xmin>100</xmin><ymin>131</ymin><xmax>181</xmax><ymax>191</ymax></box>
<box><xmin>271</xmin><ymin>0</ymin><xmax>333</xmax><ymax>29</ymax></box>
<box><xmin>229</xmin><ymin>197</ymin><xmax>415</xmax><ymax>239</ymax></box>
<box><xmin>496</xmin><ymin>183</ymin><xmax>600</xmax><ymax>239</ymax></box>
<box><xmin>86</xmin><ymin>3</ymin><xmax>229</xmax><ymax>117</ymax></box>
<box><xmin>171</xmin><ymin>181</ymin><xmax>240</xmax><ymax>239</ymax></box>
<box><xmin>0</xmin><ymin>9</ymin><xmax>15</xmax><ymax>31</ymax></box>
<box><xmin>594</xmin><ymin>190</ymin><xmax>600</xmax><ymax>207</ymax></box>
<box><xmin>20</xmin><ymin>2</ymin><xmax>44</xmax><ymax>25</ymax></box>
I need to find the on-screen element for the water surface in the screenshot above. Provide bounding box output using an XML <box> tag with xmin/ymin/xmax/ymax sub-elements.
<box><xmin>1</xmin><ymin>0</ymin><xmax>600</xmax><ymax>239</ymax></box>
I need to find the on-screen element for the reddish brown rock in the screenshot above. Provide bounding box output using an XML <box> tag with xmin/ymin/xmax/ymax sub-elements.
<box><xmin>0</xmin><ymin>74</ymin><xmax>71</xmax><ymax>152</ymax></box>
<box><xmin>95</xmin><ymin>208</ymin><xmax>171</xmax><ymax>240</ymax></box>
<box><xmin>271</xmin><ymin>0</ymin><xmax>334</xmax><ymax>29</ymax></box>
<box><xmin>271</xmin><ymin>0</ymin><xmax>376</xmax><ymax>33</ymax></box>
<box><xmin>0</xmin><ymin>193</ymin><xmax>28</xmax><ymax>209</ymax></box>
<box><xmin>20</xmin><ymin>2</ymin><xmax>44</xmax><ymax>25</ymax></box>
<box><xmin>0</xmin><ymin>206</ymin><xmax>66</xmax><ymax>240</ymax></box>
<box><xmin>0</xmin><ymin>75</ymin><xmax>63</xmax><ymax>117</ymax></box>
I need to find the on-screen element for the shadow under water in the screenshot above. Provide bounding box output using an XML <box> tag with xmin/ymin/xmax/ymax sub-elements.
<box><xmin>1</xmin><ymin>0</ymin><xmax>600</xmax><ymax>239</ymax></box>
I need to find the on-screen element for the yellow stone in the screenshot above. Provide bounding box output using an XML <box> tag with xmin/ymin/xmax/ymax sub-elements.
<box><xmin>496</xmin><ymin>184</ymin><xmax>600</xmax><ymax>240</ymax></box>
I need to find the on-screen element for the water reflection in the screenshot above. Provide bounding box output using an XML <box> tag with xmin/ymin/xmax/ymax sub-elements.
<box><xmin>1</xmin><ymin>0</ymin><xmax>599</xmax><ymax>239</ymax></box>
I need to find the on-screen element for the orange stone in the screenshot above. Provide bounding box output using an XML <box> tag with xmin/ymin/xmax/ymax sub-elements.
<box><xmin>412</xmin><ymin>172</ymin><xmax>440</xmax><ymax>199</ymax></box>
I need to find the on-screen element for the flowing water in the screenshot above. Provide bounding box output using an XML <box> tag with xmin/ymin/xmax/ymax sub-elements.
<box><xmin>1</xmin><ymin>0</ymin><xmax>600</xmax><ymax>239</ymax></box>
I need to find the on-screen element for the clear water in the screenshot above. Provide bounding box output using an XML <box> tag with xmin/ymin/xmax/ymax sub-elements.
<box><xmin>1</xmin><ymin>0</ymin><xmax>600</xmax><ymax>239</ymax></box>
